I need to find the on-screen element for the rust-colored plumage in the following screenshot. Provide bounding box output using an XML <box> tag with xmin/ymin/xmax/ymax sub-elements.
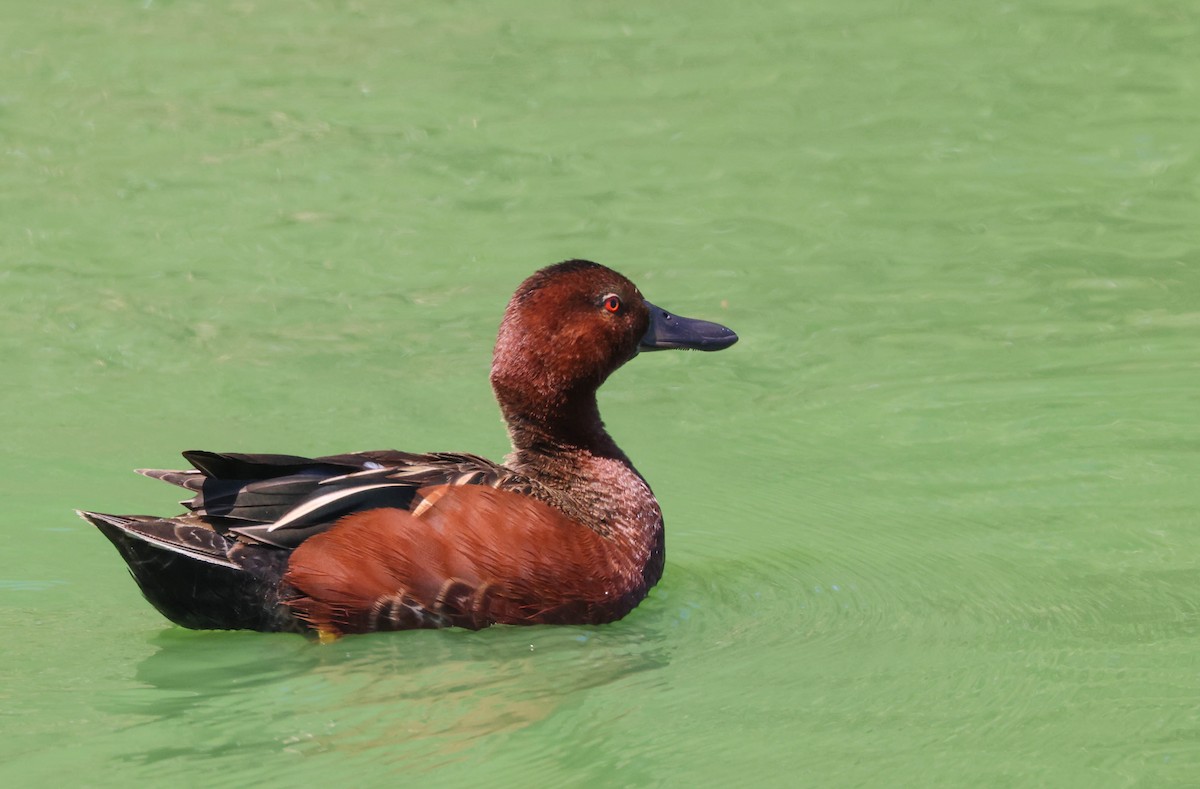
<box><xmin>78</xmin><ymin>260</ymin><xmax>736</xmax><ymax>637</ymax></box>
<box><xmin>285</xmin><ymin>485</ymin><xmax>657</xmax><ymax>636</ymax></box>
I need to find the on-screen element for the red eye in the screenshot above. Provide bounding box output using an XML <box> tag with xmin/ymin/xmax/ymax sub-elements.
<box><xmin>602</xmin><ymin>294</ymin><xmax>622</xmax><ymax>314</ymax></box>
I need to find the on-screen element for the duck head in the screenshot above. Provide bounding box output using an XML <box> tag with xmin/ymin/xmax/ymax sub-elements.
<box><xmin>491</xmin><ymin>259</ymin><xmax>737</xmax><ymax>447</ymax></box>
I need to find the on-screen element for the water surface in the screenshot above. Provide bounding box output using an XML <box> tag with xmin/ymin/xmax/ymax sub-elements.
<box><xmin>2</xmin><ymin>1</ymin><xmax>1198</xmax><ymax>785</ymax></box>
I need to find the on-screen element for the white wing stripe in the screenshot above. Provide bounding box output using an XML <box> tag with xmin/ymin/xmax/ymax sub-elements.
<box><xmin>268</xmin><ymin>483</ymin><xmax>409</xmax><ymax>531</ymax></box>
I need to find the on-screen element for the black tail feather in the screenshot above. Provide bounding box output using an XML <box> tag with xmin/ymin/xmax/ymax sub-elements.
<box><xmin>79</xmin><ymin>510</ymin><xmax>298</xmax><ymax>632</ymax></box>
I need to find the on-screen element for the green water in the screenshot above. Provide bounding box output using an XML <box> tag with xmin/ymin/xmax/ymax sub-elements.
<box><xmin>3</xmin><ymin>1</ymin><xmax>1198</xmax><ymax>785</ymax></box>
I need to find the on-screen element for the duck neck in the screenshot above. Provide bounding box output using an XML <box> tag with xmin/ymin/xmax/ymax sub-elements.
<box><xmin>501</xmin><ymin>390</ymin><xmax>629</xmax><ymax>470</ymax></box>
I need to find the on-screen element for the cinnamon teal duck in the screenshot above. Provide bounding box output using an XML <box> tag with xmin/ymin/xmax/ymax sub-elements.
<box><xmin>78</xmin><ymin>260</ymin><xmax>737</xmax><ymax>638</ymax></box>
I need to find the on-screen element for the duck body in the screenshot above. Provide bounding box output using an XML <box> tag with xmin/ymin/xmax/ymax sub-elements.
<box><xmin>79</xmin><ymin>260</ymin><xmax>736</xmax><ymax>637</ymax></box>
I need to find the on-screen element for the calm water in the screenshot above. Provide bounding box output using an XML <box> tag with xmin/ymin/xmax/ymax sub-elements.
<box><xmin>3</xmin><ymin>1</ymin><xmax>1198</xmax><ymax>785</ymax></box>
